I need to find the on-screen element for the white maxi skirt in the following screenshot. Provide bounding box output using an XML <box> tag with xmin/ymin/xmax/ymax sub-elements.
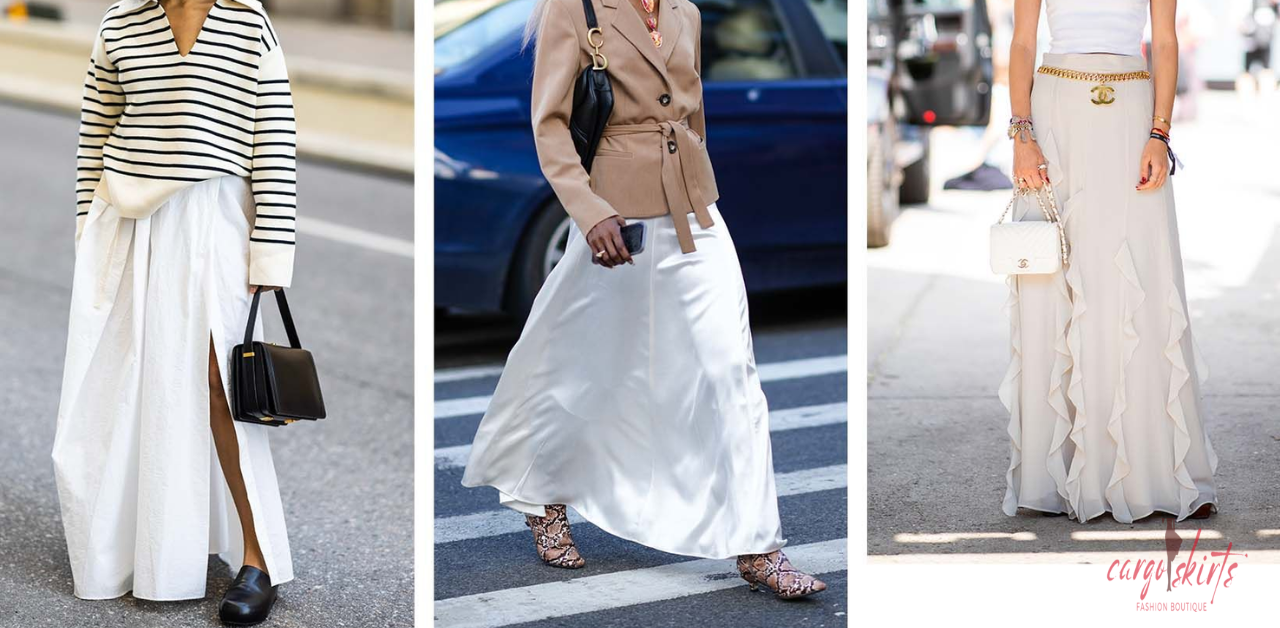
<box><xmin>53</xmin><ymin>176</ymin><xmax>294</xmax><ymax>601</ymax></box>
<box><xmin>461</xmin><ymin>203</ymin><xmax>787</xmax><ymax>559</ymax></box>
<box><xmin>1001</xmin><ymin>53</ymin><xmax>1217</xmax><ymax>523</ymax></box>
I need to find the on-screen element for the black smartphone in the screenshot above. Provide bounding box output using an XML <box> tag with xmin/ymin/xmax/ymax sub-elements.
<box><xmin>621</xmin><ymin>222</ymin><xmax>645</xmax><ymax>255</ymax></box>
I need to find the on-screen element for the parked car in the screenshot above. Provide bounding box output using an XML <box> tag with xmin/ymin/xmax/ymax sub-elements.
<box><xmin>867</xmin><ymin>0</ymin><xmax>993</xmax><ymax>247</ymax></box>
<box><xmin>435</xmin><ymin>0</ymin><xmax>847</xmax><ymax>318</ymax></box>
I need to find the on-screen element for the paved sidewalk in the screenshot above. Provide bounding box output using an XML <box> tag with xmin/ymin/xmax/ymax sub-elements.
<box><xmin>868</xmin><ymin>90</ymin><xmax>1280</xmax><ymax>563</ymax></box>
<box><xmin>0</xmin><ymin>5</ymin><xmax>413</xmax><ymax>173</ymax></box>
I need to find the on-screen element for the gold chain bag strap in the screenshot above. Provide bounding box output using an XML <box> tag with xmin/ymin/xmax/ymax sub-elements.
<box><xmin>989</xmin><ymin>183</ymin><xmax>1069</xmax><ymax>275</ymax></box>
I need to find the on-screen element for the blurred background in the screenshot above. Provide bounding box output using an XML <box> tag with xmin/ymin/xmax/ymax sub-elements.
<box><xmin>868</xmin><ymin>0</ymin><xmax>1280</xmax><ymax>564</ymax></box>
<box><xmin>432</xmin><ymin>0</ymin><xmax>850</xmax><ymax>625</ymax></box>
<box><xmin>0</xmin><ymin>1</ymin><xmax>414</xmax><ymax>626</ymax></box>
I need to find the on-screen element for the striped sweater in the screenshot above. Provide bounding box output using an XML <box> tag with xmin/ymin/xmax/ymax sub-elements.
<box><xmin>77</xmin><ymin>0</ymin><xmax>298</xmax><ymax>287</ymax></box>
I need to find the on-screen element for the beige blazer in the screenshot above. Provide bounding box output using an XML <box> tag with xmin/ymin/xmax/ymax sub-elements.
<box><xmin>531</xmin><ymin>0</ymin><xmax>720</xmax><ymax>253</ymax></box>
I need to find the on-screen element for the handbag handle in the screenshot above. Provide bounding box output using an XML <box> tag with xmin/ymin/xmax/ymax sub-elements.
<box><xmin>243</xmin><ymin>289</ymin><xmax>303</xmax><ymax>349</ymax></box>
<box><xmin>997</xmin><ymin>183</ymin><xmax>1070</xmax><ymax>266</ymax></box>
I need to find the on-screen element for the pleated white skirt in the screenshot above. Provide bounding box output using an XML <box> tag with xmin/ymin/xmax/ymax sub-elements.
<box><xmin>1001</xmin><ymin>53</ymin><xmax>1218</xmax><ymax>523</ymax></box>
<box><xmin>461</xmin><ymin>203</ymin><xmax>787</xmax><ymax>559</ymax></box>
<box><xmin>53</xmin><ymin>176</ymin><xmax>293</xmax><ymax>601</ymax></box>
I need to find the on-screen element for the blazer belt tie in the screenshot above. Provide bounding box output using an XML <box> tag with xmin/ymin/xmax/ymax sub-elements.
<box><xmin>600</xmin><ymin>120</ymin><xmax>713</xmax><ymax>253</ymax></box>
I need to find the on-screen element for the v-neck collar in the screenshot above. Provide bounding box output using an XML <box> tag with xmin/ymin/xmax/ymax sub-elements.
<box><xmin>157</xmin><ymin>0</ymin><xmax>217</xmax><ymax>58</ymax></box>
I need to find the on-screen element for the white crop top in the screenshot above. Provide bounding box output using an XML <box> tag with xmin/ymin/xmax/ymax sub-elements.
<box><xmin>1044</xmin><ymin>0</ymin><xmax>1149</xmax><ymax>56</ymax></box>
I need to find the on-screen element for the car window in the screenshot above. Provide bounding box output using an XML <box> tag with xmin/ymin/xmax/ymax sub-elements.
<box><xmin>435</xmin><ymin>0</ymin><xmax>536</xmax><ymax>73</ymax></box>
<box><xmin>694</xmin><ymin>0</ymin><xmax>799</xmax><ymax>81</ymax></box>
<box><xmin>806</xmin><ymin>0</ymin><xmax>846</xmax><ymax>72</ymax></box>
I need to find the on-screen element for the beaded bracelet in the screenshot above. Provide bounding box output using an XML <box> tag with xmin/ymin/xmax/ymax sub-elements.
<box><xmin>1007</xmin><ymin>116</ymin><xmax>1034</xmax><ymax>142</ymax></box>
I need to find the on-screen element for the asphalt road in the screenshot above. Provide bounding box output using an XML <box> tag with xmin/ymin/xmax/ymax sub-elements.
<box><xmin>0</xmin><ymin>101</ymin><xmax>414</xmax><ymax>627</ymax></box>
<box><xmin>868</xmin><ymin>90</ymin><xmax>1280</xmax><ymax>564</ymax></box>
<box><xmin>434</xmin><ymin>287</ymin><xmax>849</xmax><ymax>627</ymax></box>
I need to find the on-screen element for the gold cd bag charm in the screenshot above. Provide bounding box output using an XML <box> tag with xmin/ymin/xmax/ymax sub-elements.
<box><xmin>1037</xmin><ymin>66</ymin><xmax>1150</xmax><ymax>106</ymax></box>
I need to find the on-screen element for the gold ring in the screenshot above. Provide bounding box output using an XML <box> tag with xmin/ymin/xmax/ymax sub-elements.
<box><xmin>595</xmin><ymin>250</ymin><xmax>606</xmax><ymax>258</ymax></box>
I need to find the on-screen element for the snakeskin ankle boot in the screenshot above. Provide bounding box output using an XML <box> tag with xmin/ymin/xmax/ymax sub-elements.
<box><xmin>736</xmin><ymin>550</ymin><xmax>827</xmax><ymax>599</ymax></box>
<box><xmin>525</xmin><ymin>504</ymin><xmax>586</xmax><ymax>569</ymax></box>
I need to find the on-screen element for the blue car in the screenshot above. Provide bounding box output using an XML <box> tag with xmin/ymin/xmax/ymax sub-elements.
<box><xmin>435</xmin><ymin>0</ymin><xmax>848</xmax><ymax>317</ymax></box>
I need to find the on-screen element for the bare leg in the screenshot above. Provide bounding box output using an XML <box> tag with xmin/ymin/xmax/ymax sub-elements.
<box><xmin>209</xmin><ymin>337</ymin><xmax>267</xmax><ymax>573</ymax></box>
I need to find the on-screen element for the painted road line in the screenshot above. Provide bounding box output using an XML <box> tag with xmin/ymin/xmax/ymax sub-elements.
<box><xmin>433</xmin><ymin>538</ymin><xmax>847</xmax><ymax>627</ymax></box>
<box><xmin>435</xmin><ymin>464</ymin><xmax>847</xmax><ymax>544</ymax></box>
<box><xmin>433</xmin><ymin>402</ymin><xmax>848</xmax><ymax>469</ymax></box>
<box><xmin>433</xmin><ymin>364</ymin><xmax>506</xmax><ymax>383</ymax></box>
<box><xmin>297</xmin><ymin>216</ymin><xmax>414</xmax><ymax>258</ymax></box>
<box><xmin>434</xmin><ymin>354</ymin><xmax>848</xmax><ymax>418</ymax></box>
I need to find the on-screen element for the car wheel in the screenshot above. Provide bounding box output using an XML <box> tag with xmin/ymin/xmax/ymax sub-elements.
<box><xmin>867</xmin><ymin>122</ymin><xmax>898</xmax><ymax>248</ymax></box>
<box><xmin>506</xmin><ymin>199</ymin><xmax>573</xmax><ymax>320</ymax></box>
<box><xmin>900</xmin><ymin>139</ymin><xmax>931</xmax><ymax>205</ymax></box>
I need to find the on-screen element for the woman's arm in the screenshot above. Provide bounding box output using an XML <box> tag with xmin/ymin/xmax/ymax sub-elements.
<box><xmin>688</xmin><ymin>9</ymin><xmax>706</xmax><ymax>142</ymax></box>
<box><xmin>75</xmin><ymin>28</ymin><xmax>124</xmax><ymax>244</ymax></box>
<box><xmin>1138</xmin><ymin>0</ymin><xmax>1177</xmax><ymax>191</ymax></box>
<box><xmin>530</xmin><ymin>0</ymin><xmax>630</xmax><ymax>266</ymax></box>
<box><xmin>1009</xmin><ymin>0</ymin><xmax>1047</xmax><ymax>189</ymax></box>
<box><xmin>248</xmin><ymin>29</ymin><xmax>298</xmax><ymax>289</ymax></box>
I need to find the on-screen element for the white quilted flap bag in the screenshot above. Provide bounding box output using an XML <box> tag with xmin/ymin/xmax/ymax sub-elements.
<box><xmin>989</xmin><ymin>184</ymin><xmax>1069</xmax><ymax>275</ymax></box>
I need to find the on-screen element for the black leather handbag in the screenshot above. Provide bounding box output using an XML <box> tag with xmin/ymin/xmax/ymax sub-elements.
<box><xmin>569</xmin><ymin>0</ymin><xmax>613</xmax><ymax>172</ymax></box>
<box><xmin>230</xmin><ymin>289</ymin><xmax>326</xmax><ymax>427</ymax></box>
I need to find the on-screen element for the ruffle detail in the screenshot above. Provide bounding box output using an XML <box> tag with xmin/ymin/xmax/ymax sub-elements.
<box><xmin>999</xmin><ymin>276</ymin><xmax>1023</xmax><ymax>516</ymax></box>
<box><xmin>1104</xmin><ymin>243</ymin><xmax>1145</xmax><ymax>522</ymax></box>
<box><xmin>1061</xmin><ymin>248</ymin><xmax>1089</xmax><ymax>518</ymax></box>
<box><xmin>1044</xmin><ymin>268</ymin><xmax>1074</xmax><ymax>515</ymax></box>
<box><xmin>1164</xmin><ymin>286</ymin><xmax>1203</xmax><ymax>521</ymax></box>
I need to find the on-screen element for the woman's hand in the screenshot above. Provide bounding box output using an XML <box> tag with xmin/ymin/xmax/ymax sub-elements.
<box><xmin>1012</xmin><ymin>138</ymin><xmax>1049</xmax><ymax>190</ymax></box>
<box><xmin>1136</xmin><ymin>138</ymin><xmax>1170</xmax><ymax>191</ymax></box>
<box><xmin>249</xmin><ymin>285</ymin><xmax>282</xmax><ymax>294</ymax></box>
<box><xmin>586</xmin><ymin>215</ymin><xmax>633</xmax><ymax>268</ymax></box>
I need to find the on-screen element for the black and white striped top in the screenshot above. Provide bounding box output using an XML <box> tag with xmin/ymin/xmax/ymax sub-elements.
<box><xmin>77</xmin><ymin>0</ymin><xmax>298</xmax><ymax>287</ymax></box>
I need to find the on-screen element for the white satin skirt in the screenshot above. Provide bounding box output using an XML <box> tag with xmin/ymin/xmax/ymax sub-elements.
<box><xmin>1001</xmin><ymin>53</ymin><xmax>1217</xmax><ymax>523</ymax></box>
<box><xmin>461</xmin><ymin>203</ymin><xmax>787</xmax><ymax>559</ymax></box>
<box><xmin>53</xmin><ymin>176</ymin><xmax>293</xmax><ymax>600</ymax></box>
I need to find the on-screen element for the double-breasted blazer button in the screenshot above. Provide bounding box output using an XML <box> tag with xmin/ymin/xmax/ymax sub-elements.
<box><xmin>658</xmin><ymin>93</ymin><xmax>671</xmax><ymax>106</ymax></box>
<box><xmin>667</xmin><ymin>140</ymin><xmax>677</xmax><ymax>153</ymax></box>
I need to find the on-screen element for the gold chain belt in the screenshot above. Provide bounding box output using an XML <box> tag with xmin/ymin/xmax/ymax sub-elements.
<box><xmin>1037</xmin><ymin>65</ymin><xmax>1150</xmax><ymax>106</ymax></box>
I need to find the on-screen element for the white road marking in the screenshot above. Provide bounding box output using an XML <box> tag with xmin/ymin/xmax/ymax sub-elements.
<box><xmin>433</xmin><ymin>364</ymin><xmax>506</xmax><ymax>383</ymax></box>
<box><xmin>894</xmin><ymin>532</ymin><xmax>1038</xmax><ymax>544</ymax></box>
<box><xmin>296</xmin><ymin>216</ymin><xmax>414</xmax><ymax>258</ymax></box>
<box><xmin>433</xmin><ymin>538</ymin><xmax>847</xmax><ymax>627</ymax></box>
<box><xmin>434</xmin><ymin>402</ymin><xmax>847</xmax><ymax>469</ymax></box>
<box><xmin>434</xmin><ymin>464</ymin><xmax>847</xmax><ymax>544</ymax></box>
<box><xmin>434</xmin><ymin>354</ymin><xmax>847</xmax><ymax>418</ymax></box>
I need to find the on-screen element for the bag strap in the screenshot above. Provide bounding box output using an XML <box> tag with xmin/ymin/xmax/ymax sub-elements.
<box><xmin>582</xmin><ymin>0</ymin><xmax>598</xmax><ymax>28</ymax></box>
<box><xmin>243</xmin><ymin>289</ymin><xmax>303</xmax><ymax>349</ymax></box>
<box><xmin>997</xmin><ymin>184</ymin><xmax>1070</xmax><ymax>266</ymax></box>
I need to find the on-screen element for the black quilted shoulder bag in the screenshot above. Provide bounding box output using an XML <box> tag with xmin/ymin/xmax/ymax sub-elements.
<box><xmin>570</xmin><ymin>0</ymin><xmax>613</xmax><ymax>172</ymax></box>
<box><xmin>230</xmin><ymin>289</ymin><xmax>326</xmax><ymax>427</ymax></box>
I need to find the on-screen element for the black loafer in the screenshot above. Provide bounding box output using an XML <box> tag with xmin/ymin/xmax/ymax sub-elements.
<box><xmin>219</xmin><ymin>565</ymin><xmax>277</xmax><ymax>626</ymax></box>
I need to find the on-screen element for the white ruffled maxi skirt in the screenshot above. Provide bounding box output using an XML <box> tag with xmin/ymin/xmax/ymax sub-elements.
<box><xmin>461</xmin><ymin>203</ymin><xmax>787</xmax><ymax>559</ymax></box>
<box><xmin>1001</xmin><ymin>53</ymin><xmax>1217</xmax><ymax>523</ymax></box>
<box><xmin>53</xmin><ymin>176</ymin><xmax>293</xmax><ymax>600</ymax></box>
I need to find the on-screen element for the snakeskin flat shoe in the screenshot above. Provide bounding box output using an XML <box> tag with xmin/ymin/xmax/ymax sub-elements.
<box><xmin>525</xmin><ymin>504</ymin><xmax>586</xmax><ymax>569</ymax></box>
<box><xmin>736</xmin><ymin>550</ymin><xmax>827</xmax><ymax>599</ymax></box>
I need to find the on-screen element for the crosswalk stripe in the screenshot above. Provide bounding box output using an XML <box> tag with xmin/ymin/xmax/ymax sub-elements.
<box><xmin>433</xmin><ymin>402</ymin><xmax>847</xmax><ymax>469</ymax></box>
<box><xmin>433</xmin><ymin>354</ymin><xmax>847</xmax><ymax>419</ymax></box>
<box><xmin>433</xmin><ymin>364</ymin><xmax>506</xmax><ymax>383</ymax></box>
<box><xmin>435</xmin><ymin>464</ymin><xmax>847</xmax><ymax>545</ymax></box>
<box><xmin>433</xmin><ymin>538</ymin><xmax>847</xmax><ymax>627</ymax></box>
<box><xmin>433</xmin><ymin>353</ymin><xmax>847</xmax><ymax>386</ymax></box>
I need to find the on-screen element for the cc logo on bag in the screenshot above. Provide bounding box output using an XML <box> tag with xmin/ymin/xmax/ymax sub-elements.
<box><xmin>1090</xmin><ymin>84</ymin><xmax>1115</xmax><ymax>105</ymax></box>
<box><xmin>1018</xmin><ymin>259</ymin><xmax>1029</xmax><ymax>269</ymax></box>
